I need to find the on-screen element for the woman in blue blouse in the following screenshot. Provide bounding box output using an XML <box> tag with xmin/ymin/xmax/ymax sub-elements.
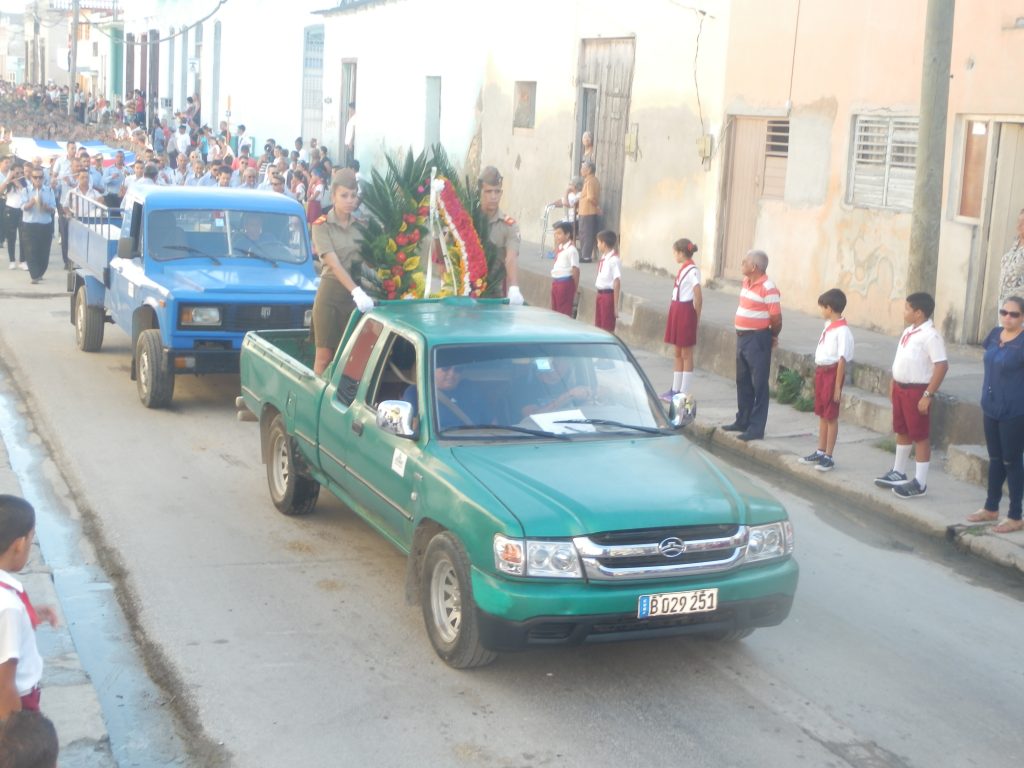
<box><xmin>968</xmin><ymin>296</ymin><xmax>1024</xmax><ymax>533</ymax></box>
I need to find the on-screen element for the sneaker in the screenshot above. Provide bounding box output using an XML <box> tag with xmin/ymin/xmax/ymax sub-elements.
<box><xmin>799</xmin><ymin>450</ymin><xmax>824</xmax><ymax>465</ymax></box>
<box><xmin>815</xmin><ymin>455</ymin><xmax>835</xmax><ymax>472</ymax></box>
<box><xmin>874</xmin><ymin>469</ymin><xmax>908</xmax><ymax>488</ymax></box>
<box><xmin>660</xmin><ymin>389</ymin><xmax>679</xmax><ymax>403</ymax></box>
<box><xmin>7</xmin><ymin>262</ymin><xmax>15</xmax><ymax>270</ymax></box>
<box><xmin>17</xmin><ymin>262</ymin><xmax>28</xmax><ymax>271</ymax></box>
<box><xmin>893</xmin><ymin>478</ymin><xmax>926</xmax><ymax>498</ymax></box>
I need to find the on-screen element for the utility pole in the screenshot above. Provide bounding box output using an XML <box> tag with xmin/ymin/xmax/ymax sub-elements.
<box><xmin>69</xmin><ymin>0</ymin><xmax>79</xmax><ymax>118</ymax></box>
<box><xmin>907</xmin><ymin>0</ymin><xmax>955</xmax><ymax>295</ymax></box>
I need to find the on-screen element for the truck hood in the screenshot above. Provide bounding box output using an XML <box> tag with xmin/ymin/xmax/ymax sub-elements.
<box><xmin>157</xmin><ymin>266</ymin><xmax>318</xmax><ymax>295</ymax></box>
<box><xmin>451</xmin><ymin>437</ymin><xmax>780</xmax><ymax>538</ymax></box>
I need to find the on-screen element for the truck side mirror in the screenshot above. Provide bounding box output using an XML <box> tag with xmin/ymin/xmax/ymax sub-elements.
<box><xmin>670</xmin><ymin>393</ymin><xmax>697</xmax><ymax>429</ymax></box>
<box><xmin>116</xmin><ymin>236</ymin><xmax>134</xmax><ymax>261</ymax></box>
<box><xmin>377</xmin><ymin>400</ymin><xmax>417</xmax><ymax>438</ymax></box>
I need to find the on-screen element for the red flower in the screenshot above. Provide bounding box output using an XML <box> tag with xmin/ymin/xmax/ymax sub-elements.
<box><xmin>391</xmin><ymin>265</ymin><xmax>403</xmax><ymax>276</ymax></box>
<box><xmin>410</xmin><ymin>229</ymin><xmax>421</xmax><ymax>243</ymax></box>
<box><xmin>403</xmin><ymin>213</ymin><xmax>416</xmax><ymax>224</ymax></box>
<box><xmin>396</xmin><ymin>252</ymin><xmax>407</xmax><ymax>263</ymax></box>
<box><xmin>418</xmin><ymin>206</ymin><xmax>429</xmax><ymax>216</ymax></box>
<box><xmin>396</xmin><ymin>234</ymin><xmax>409</xmax><ymax>246</ymax></box>
<box><xmin>383</xmin><ymin>279</ymin><xmax>395</xmax><ymax>290</ymax></box>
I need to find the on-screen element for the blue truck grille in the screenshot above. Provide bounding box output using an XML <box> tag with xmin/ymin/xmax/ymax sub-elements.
<box><xmin>218</xmin><ymin>304</ymin><xmax>310</xmax><ymax>333</ymax></box>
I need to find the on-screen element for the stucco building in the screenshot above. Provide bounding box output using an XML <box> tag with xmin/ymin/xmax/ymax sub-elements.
<box><xmin>326</xmin><ymin>0</ymin><xmax>1024</xmax><ymax>341</ymax></box>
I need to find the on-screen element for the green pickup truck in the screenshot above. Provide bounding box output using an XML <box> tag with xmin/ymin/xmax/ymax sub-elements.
<box><xmin>239</xmin><ymin>299</ymin><xmax>798</xmax><ymax>668</ymax></box>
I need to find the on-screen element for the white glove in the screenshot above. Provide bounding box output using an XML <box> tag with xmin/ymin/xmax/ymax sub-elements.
<box><xmin>352</xmin><ymin>286</ymin><xmax>375</xmax><ymax>313</ymax></box>
<box><xmin>507</xmin><ymin>285</ymin><xmax>525</xmax><ymax>305</ymax></box>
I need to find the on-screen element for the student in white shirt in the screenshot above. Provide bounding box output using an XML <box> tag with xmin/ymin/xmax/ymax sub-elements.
<box><xmin>549</xmin><ymin>221</ymin><xmax>579</xmax><ymax>317</ymax></box>
<box><xmin>798</xmin><ymin>289</ymin><xmax>855</xmax><ymax>472</ymax></box>
<box><xmin>661</xmin><ymin>238</ymin><xmax>703</xmax><ymax>400</ymax></box>
<box><xmin>593</xmin><ymin>230</ymin><xmax>622</xmax><ymax>333</ymax></box>
<box><xmin>874</xmin><ymin>292</ymin><xmax>949</xmax><ymax>498</ymax></box>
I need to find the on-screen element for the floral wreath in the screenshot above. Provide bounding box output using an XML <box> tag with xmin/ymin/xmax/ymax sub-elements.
<box><xmin>430</xmin><ymin>174</ymin><xmax>488</xmax><ymax>298</ymax></box>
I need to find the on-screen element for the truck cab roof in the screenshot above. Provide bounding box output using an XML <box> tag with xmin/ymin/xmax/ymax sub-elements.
<box><xmin>122</xmin><ymin>185</ymin><xmax>306</xmax><ymax>217</ymax></box>
<box><xmin>368</xmin><ymin>299</ymin><xmax>616</xmax><ymax>347</ymax></box>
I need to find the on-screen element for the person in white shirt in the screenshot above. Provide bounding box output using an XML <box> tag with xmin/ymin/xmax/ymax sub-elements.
<box><xmin>593</xmin><ymin>230</ymin><xmax>622</xmax><ymax>333</ymax></box>
<box><xmin>549</xmin><ymin>221</ymin><xmax>579</xmax><ymax>317</ymax></box>
<box><xmin>295</xmin><ymin>137</ymin><xmax>309</xmax><ymax>164</ymax></box>
<box><xmin>122</xmin><ymin>160</ymin><xmax>145</xmax><ymax>193</ymax></box>
<box><xmin>343</xmin><ymin>102</ymin><xmax>356</xmax><ymax>165</ymax></box>
<box><xmin>661</xmin><ymin>238</ymin><xmax>703</xmax><ymax>400</ymax></box>
<box><xmin>19</xmin><ymin>167</ymin><xmax>57</xmax><ymax>283</ymax></box>
<box><xmin>3</xmin><ymin>163</ymin><xmax>27</xmax><ymax>269</ymax></box>
<box><xmin>874</xmin><ymin>292</ymin><xmax>949</xmax><ymax>498</ymax></box>
<box><xmin>63</xmin><ymin>169</ymin><xmax>102</xmax><ymax>221</ymax></box>
<box><xmin>798</xmin><ymin>289</ymin><xmax>856</xmax><ymax>472</ymax></box>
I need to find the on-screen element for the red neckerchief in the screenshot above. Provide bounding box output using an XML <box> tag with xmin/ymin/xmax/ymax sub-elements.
<box><xmin>900</xmin><ymin>325</ymin><xmax>922</xmax><ymax>347</ymax></box>
<box><xmin>599</xmin><ymin>249</ymin><xmax>617</xmax><ymax>273</ymax></box>
<box><xmin>0</xmin><ymin>580</ymin><xmax>40</xmax><ymax>629</ymax></box>
<box><xmin>818</xmin><ymin>318</ymin><xmax>847</xmax><ymax>346</ymax></box>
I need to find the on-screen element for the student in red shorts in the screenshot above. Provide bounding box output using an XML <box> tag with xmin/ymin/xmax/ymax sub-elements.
<box><xmin>549</xmin><ymin>221</ymin><xmax>579</xmax><ymax>317</ymax></box>
<box><xmin>660</xmin><ymin>238</ymin><xmax>702</xmax><ymax>401</ymax></box>
<box><xmin>874</xmin><ymin>293</ymin><xmax>949</xmax><ymax>498</ymax></box>
<box><xmin>798</xmin><ymin>289</ymin><xmax>854</xmax><ymax>472</ymax></box>
<box><xmin>593</xmin><ymin>230</ymin><xmax>621</xmax><ymax>333</ymax></box>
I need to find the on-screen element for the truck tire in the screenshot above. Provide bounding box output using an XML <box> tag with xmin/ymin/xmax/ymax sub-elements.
<box><xmin>421</xmin><ymin>532</ymin><xmax>497</xmax><ymax>669</ymax></box>
<box><xmin>74</xmin><ymin>286</ymin><xmax>104</xmax><ymax>352</ymax></box>
<box><xmin>266</xmin><ymin>414</ymin><xmax>319</xmax><ymax>516</ymax></box>
<box><xmin>135</xmin><ymin>329</ymin><xmax>175</xmax><ymax>408</ymax></box>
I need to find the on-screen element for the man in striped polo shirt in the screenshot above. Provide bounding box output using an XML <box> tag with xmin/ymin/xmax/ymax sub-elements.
<box><xmin>723</xmin><ymin>250</ymin><xmax>782</xmax><ymax>441</ymax></box>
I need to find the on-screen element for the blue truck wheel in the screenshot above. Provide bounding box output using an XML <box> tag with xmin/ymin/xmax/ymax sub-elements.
<box><xmin>136</xmin><ymin>329</ymin><xmax>175</xmax><ymax>408</ymax></box>
<box><xmin>74</xmin><ymin>287</ymin><xmax>105</xmax><ymax>352</ymax></box>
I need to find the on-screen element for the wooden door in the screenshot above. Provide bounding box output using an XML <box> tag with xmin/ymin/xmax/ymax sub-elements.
<box><xmin>979</xmin><ymin>123</ymin><xmax>1024</xmax><ymax>339</ymax></box>
<box><xmin>577</xmin><ymin>38</ymin><xmax>635</xmax><ymax>235</ymax></box>
<box><xmin>720</xmin><ymin>118</ymin><xmax>769</xmax><ymax>280</ymax></box>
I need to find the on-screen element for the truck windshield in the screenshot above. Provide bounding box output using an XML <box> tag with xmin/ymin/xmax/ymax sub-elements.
<box><xmin>428</xmin><ymin>342</ymin><xmax>670</xmax><ymax>437</ymax></box>
<box><xmin>147</xmin><ymin>209</ymin><xmax>310</xmax><ymax>265</ymax></box>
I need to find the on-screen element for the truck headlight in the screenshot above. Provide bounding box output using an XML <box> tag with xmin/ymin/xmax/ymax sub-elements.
<box><xmin>304</xmin><ymin>309</ymin><xmax>313</xmax><ymax>328</ymax></box>
<box><xmin>180</xmin><ymin>306</ymin><xmax>221</xmax><ymax>326</ymax></box>
<box><xmin>743</xmin><ymin>521</ymin><xmax>794</xmax><ymax>564</ymax></box>
<box><xmin>494</xmin><ymin>534</ymin><xmax>582</xmax><ymax>579</ymax></box>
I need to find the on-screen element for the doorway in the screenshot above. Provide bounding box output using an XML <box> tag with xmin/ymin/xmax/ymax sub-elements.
<box><xmin>340</xmin><ymin>60</ymin><xmax>357</xmax><ymax>162</ymax></box>
<box><xmin>576</xmin><ymin>38</ymin><xmax>635</xmax><ymax>235</ymax></box>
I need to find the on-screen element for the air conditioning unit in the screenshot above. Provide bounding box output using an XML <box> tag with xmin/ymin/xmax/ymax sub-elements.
<box><xmin>160</xmin><ymin>97</ymin><xmax>172</xmax><ymax>107</ymax></box>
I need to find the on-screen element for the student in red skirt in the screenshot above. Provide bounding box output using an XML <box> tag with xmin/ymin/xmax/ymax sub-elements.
<box><xmin>549</xmin><ymin>221</ymin><xmax>580</xmax><ymax>317</ymax></box>
<box><xmin>661</xmin><ymin>238</ymin><xmax>702</xmax><ymax>401</ymax></box>
<box><xmin>594</xmin><ymin>230</ymin><xmax>621</xmax><ymax>332</ymax></box>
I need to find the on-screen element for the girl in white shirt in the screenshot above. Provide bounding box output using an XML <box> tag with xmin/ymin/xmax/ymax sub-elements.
<box><xmin>662</xmin><ymin>238</ymin><xmax>702</xmax><ymax>400</ymax></box>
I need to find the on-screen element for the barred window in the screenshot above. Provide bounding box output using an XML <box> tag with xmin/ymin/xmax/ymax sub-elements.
<box><xmin>762</xmin><ymin>119</ymin><xmax>789</xmax><ymax>199</ymax></box>
<box><xmin>847</xmin><ymin>115</ymin><xmax>918</xmax><ymax>211</ymax></box>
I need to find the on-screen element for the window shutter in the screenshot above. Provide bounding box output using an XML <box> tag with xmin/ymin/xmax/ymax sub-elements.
<box><xmin>849</xmin><ymin>115</ymin><xmax>918</xmax><ymax>211</ymax></box>
<box><xmin>761</xmin><ymin>119</ymin><xmax>789</xmax><ymax>200</ymax></box>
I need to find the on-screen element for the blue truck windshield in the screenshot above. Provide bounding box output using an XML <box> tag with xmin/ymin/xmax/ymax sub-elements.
<box><xmin>147</xmin><ymin>209</ymin><xmax>309</xmax><ymax>265</ymax></box>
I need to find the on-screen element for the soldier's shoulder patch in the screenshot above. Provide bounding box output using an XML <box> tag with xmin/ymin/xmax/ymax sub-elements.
<box><xmin>313</xmin><ymin>215</ymin><xmax>328</xmax><ymax>226</ymax></box>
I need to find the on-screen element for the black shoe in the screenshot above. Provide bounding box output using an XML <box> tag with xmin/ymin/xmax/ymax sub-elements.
<box><xmin>737</xmin><ymin>432</ymin><xmax>762</xmax><ymax>442</ymax></box>
<box><xmin>722</xmin><ymin>423</ymin><xmax>747</xmax><ymax>432</ymax></box>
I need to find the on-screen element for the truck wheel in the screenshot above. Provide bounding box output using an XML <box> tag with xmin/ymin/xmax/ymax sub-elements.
<box><xmin>421</xmin><ymin>532</ymin><xmax>497</xmax><ymax>669</ymax></box>
<box><xmin>74</xmin><ymin>286</ymin><xmax>104</xmax><ymax>352</ymax></box>
<box><xmin>135</xmin><ymin>329</ymin><xmax>175</xmax><ymax>408</ymax></box>
<box><xmin>266</xmin><ymin>414</ymin><xmax>319</xmax><ymax>516</ymax></box>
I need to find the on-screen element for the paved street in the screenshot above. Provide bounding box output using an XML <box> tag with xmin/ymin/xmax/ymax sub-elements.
<box><xmin>0</xmin><ymin>275</ymin><xmax>1023</xmax><ymax>767</ymax></box>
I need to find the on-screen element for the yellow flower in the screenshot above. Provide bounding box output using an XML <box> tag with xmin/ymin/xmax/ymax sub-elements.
<box><xmin>386</xmin><ymin>239</ymin><xmax>397</xmax><ymax>254</ymax></box>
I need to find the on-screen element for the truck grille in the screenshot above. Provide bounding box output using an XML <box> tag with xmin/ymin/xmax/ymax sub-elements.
<box><xmin>220</xmin><ymin>304</ymin><xmax>310</xmax><ymax>332</ymax></box>
<box><xmin>572</xmin><ymin>525</ymin><xmax>748</xmax><ymax>581</ymax></box>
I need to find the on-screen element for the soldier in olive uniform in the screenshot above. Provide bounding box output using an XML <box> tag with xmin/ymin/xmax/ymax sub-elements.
<box><xmin>478</xmin><ymin>166</ymin><xmax>524</xmax><ymax>304</ymax></box>
<box><xmin>310</xmin><ymin>168</ymin><xmax>375</xmax><ymax>375</ymax></box>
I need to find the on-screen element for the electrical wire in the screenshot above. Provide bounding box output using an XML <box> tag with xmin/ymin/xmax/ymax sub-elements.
<box><xmin>693</xmin><ymin>10</ymin><xmax>705</xmax><ymax>138</ymax></box>
<box><xmin>32</xmin><ymin>0</ymin><xmax>228</xmax><ymax>44</ymax></box>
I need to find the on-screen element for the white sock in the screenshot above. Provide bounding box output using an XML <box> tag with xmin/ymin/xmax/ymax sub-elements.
<box><xmin>680</xmin><ymin>372</ymin><xmax>693</xmax><ymax>394</ymax></box>
<box><xmin>894</xmin><ymin>444</ymin><xmax>912</xmax><ymax>474</ymax></box>
<box><xmin>915</xmin><ymin>461</ymin><xmax>929</xmax><ymax>488</ymax></box>
<box><xmin>672</xmin><ymin>371</ymin><xmax>683</xmax><ymax>391</ymax></box>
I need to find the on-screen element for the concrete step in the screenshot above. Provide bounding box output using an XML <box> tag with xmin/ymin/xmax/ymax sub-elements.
<box><xmin>945</xmin><ymin>443</ymin><xmax>990</xmax><ymax>487</ymax></box>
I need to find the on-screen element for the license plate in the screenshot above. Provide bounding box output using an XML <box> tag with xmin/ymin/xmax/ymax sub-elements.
<box><xmin>637</xmin><ymin>588</ymin><xmax>718</xmax><ymax>618</ymax></box>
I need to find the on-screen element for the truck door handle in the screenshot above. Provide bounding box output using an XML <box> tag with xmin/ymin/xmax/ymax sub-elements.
<box><xmin>351</xmin><ymin>421</ymin><xmax>364</xmax><ymax>436</ymax></box>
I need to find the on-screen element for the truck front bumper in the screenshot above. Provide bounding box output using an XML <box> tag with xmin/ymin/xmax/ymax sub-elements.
<box><xmin>470</xmin><ymin>557</ymin><xmax>798</xmax><ymax>651</ymax></box>
<box><xmin>165</xmin><ymin>347</ymin><xmax>241</xmax><ymax>375</ymax></box>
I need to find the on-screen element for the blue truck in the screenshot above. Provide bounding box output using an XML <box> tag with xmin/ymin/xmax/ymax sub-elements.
<box><xmin>67</xmin><ymin>185</ymin><xmax>319</xmax><ymax>408</ymax></box>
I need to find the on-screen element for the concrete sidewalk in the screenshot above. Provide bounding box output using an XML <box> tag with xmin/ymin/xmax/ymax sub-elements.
<box><xmin>0</xmin><ymin>435</ymin><xmax>115</xmax><ymax>765</ymax></box>
<box><xmin>518</xmin><ymin>247</ymin><xmax>1024</xmax><ymax>576</ymax></box>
